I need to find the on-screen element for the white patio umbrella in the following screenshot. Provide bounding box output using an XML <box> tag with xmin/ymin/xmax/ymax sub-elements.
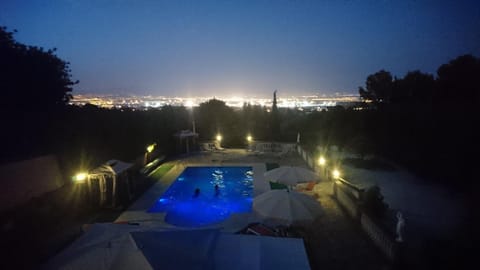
<box><xmin>46</xmin><ymin>225</ymin><xmax>225</xmax><ymax>270</ymax></box>
<box><xmin>253</xmin><ymin>189</ymin><xmax>324</xmax><ymax>225</ymax></box>
<box><xmin>264</xmin><ymin>166</ymin><xmax>318</xmax><ymax>186</ymax></box>
<box><xmin>46</xmin><ymin>223</ymin><xmax>311</xmax><ymax>270</ymax></box>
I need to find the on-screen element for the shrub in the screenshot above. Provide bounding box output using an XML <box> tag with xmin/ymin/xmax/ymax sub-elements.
<box><xmin>362</xmin><ymin>185</ymin><xmax>389</xmax><ymax>218</ymax></box>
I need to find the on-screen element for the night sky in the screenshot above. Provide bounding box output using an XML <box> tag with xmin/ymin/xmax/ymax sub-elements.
<box><xmin>1</xmin><ymin>0</ymin><xmax>479</xmax><ymax>97</ymax></box>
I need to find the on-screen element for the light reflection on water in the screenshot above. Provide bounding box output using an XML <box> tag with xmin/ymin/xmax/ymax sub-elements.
<box><xmin>148</xmin><ymin>166</ymin><xmax>253</xmax><ymax>227</ymax></box>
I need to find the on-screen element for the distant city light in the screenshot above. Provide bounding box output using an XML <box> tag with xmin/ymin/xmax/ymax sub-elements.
<box><xmin>70</xmin><ymin>94</ymin><xmax>360</xmax><ymax>110</ymax></box>
<box><xmin>184</xmin><ymin>100</ymin><xmax>194</xmax><ymax>107</ymax></box>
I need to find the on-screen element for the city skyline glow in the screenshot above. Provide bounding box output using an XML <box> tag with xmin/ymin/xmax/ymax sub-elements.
<box><xmin>70</xmin><ymin>93</ymin><xmax>360</xmax><ymax>109</ymax></box>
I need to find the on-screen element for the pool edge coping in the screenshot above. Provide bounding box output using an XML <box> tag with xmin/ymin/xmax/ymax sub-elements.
<box><xmin>115</xmin><ymin>161</ymin><xmax>267</xmax><ymax>230</ymax></box>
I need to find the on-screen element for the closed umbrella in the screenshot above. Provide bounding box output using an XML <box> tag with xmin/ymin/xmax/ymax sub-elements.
<box><xmin>264</xmin><ymin>166</ymin><xmax>318</xmax><ymax>186</ymax></box>
<box><xmin>253</xmin><ymin>189</ymin><xmax>323</xmax><ymax>225</ymax></box>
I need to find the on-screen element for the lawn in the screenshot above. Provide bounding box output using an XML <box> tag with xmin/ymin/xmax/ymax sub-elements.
<box><xmin>149</xmin><ymin>163</ymin><xmax>174</xmax><ymax>180</ymax></box>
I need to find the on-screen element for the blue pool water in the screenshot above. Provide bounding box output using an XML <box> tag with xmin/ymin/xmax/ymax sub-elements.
<box><xmin>148</xmin><ymin>166</ymin><xmax>253</xmax><ymax>227</ymax></box>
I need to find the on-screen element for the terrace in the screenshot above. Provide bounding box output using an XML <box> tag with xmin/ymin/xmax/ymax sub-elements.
<box><xmin>108</xmin><ymin>148</ymin><xmax>389</xmax><ymax>269</ymax></box>
<box><xmin>1</xmin><ymin>147</ymin><xmax>392</xmax><ymax>269</ymax></box>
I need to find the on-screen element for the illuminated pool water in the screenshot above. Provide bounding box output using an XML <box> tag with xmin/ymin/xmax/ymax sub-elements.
<box><xmin>148</xmin><ymin>166</ymin><xmax>253</xmax><ymax>227</ymax></box>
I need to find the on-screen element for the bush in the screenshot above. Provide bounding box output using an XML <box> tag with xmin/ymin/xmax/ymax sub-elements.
<box><xmin>362</xmin><ymin>185</ymin><xmax>389</xmax><ymax>218</ymax></box>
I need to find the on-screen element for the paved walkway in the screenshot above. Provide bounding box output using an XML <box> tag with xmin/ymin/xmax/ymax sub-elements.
<box><xmin>301</xmin><ymin>181</ymin><xmax>390</xmax><ymax>269</ymax></box>
<box><xmin>205</xmin><ymin>149</ymin><xmax>390</xmax><ymax>269</ymax></box>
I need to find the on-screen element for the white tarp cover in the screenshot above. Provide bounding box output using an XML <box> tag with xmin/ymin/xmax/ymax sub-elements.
<box><xmin>89</xmin><ymin>160</ymin><xmax>133</xmax><ymax>176</ymax></box>
<box><xmin>45</xmin><ymin>223</ymin><xmax>310</xmax><ymax>270</ymax></box>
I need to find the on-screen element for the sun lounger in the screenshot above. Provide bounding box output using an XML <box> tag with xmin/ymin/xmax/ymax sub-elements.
<box><xmin>269</xmin><ymin>181</ymin><xmax>288</xmax><ymax>190</ymax></box>
<box><xmin>295</xmin><ymin>181</ymin><xmax>316</xmax><ymax>191</ymax></box>
<box><xmin>214</xmin><ymin>141</ymin><xmax>225</xmax><ymax>151</ymax></box>
<box><xmin>246</xmin><ymin>223</ymin><xmax>277</xmax><ymax>237</ymax></box>
<box><xmin>200</xmin><ymin>143</ymin><xmax>212</xmax><ymax>152</ymax></box>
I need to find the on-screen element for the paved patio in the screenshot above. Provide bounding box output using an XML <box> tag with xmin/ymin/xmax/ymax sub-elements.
<box><xmin>116</xmin><ymin>149</ymin><xmax>390</xmax><ymax>269</ymax></box>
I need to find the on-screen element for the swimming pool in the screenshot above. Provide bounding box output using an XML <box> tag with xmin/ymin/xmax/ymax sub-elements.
<box><xmin>148</xmin><ymin>166</ymin><xmax>253</xmax><ymax>227</ymax></box>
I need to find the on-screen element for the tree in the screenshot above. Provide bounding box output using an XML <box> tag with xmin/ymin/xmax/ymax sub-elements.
<box><xmin>195</xmin><ymin>99</ymin><xmax>241</xmax><ymax>146</ymax></box>
<box><xmin>270</xmin><ymin>90</ymin><xmax>281</xmax><ymax>140</ymax></box>
<box><xmin>359</xmin><ymin>70</ymin><xmax>394</xmax><ymax>107</ymax></box>
<box><xmin>1</xmin><ymin>26</ymin><xmax>79</xmax><ymax>161</ymax></box>
<box><xmin>392</xmin><ymin>70</ymin><xmax>435</xmax><ymax>105</ymax></box>
<box><xmin>436</xmin><ymin>54</ymin><xmax>480</xmax><ymax>108</ymax></box>
<box><xmin>272</xmin><ymin>90</ymin><xmax>278</xmax><ymax>112</ymax></box>
<box><xmin>344</xmin><ymin>134</ymin><xmax>375</xmax><ymax>160</ymax></box>
<box><xmin>0</xmin><ymin>26</ymin><xmax>78</xmax><ymax>111</ymax></box>
<box><xmin>363</xmin><ymin>185</ymin><xmax>389</xmax><ymax>218</ymax></box>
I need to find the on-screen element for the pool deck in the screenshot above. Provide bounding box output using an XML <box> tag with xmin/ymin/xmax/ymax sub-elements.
<box><xmin>115</xmin><ymin>148</ymin><xmax>390</xmax><ymax>269</ymax></box>
<box><xmin>115</xmin><ymin>149</ymin><xmax>274</xmax><ymax>230</ymax></box>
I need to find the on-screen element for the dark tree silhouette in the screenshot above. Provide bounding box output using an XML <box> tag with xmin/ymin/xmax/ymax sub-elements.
<box><xmin>241</xmin><ymin>102</ymin><xmax>270</xmax><ymax>141</ymax></box>
<box><xmin>195</xmin><ymin>99</ymin><xmax>242</xmax><ymax>146</ymax></box>
<box><xmin>1</xmin><ymin>26</ymin><xmax>78</xmax><ymax>161</ymax></box>
<box><xmin>270</xmin><ymin>90</ymin><xmax>281</xmax><ymax>140</ymax></box>
<box><xmin>0</xmin><ymin>26</ymin><xmax>78</xmax><ymax>111</ymax></box>
<box><xmin>359</xmin><ymin>70</ymin><xmax>394</xmax><ymax>107</ymax></box>
<box><xmin>392</xmin><ymin>70</ymin><xmax>435</xmax><ymax>105</ymax></box>
<box><xmin>272</xmin><ymin>90</ymin><xmax>278</xmax><ymax>112</ymax></box>
<box><xmin>436</xmin><ymin>54</ymin><xmax>480</xmax><ymax>108</ymax></box>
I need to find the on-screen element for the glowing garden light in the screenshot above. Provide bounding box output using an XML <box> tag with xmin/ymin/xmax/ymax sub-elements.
<box><xmin>216</xmin><ymin>134</ymin><xmax>222</xmax><ymax>142</ymax></box>
<box><xmin>247</xmin><ymin>135</ymin><xmax>253</xmax><ymax>142</ymax></box>
<box><xmin>146</xmin><ymin>143</ymin><xmax>156</xmax><ymax>153</ymax></box>
<box><xmin>74</xmin><ymin>172</ymin><xmax>87</xmax><ymax>182</ymax></box>
<box><xmin>318</xmin><ymin>156</ymin><xmax>326</xmax><ymax>166</ymax></box>
<box><xmin>332</xmin><ymin>169</ymin><xmax>341</xmax><ymax>179</ymax></box>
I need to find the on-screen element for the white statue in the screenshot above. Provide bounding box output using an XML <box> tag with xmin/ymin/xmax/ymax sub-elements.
<box><xmin>396</xmin><ymin>211</ymin><xmax>405</xmax><ymax>242</ymax></box>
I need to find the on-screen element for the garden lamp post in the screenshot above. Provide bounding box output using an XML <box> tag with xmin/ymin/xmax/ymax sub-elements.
<box><xmin>247</xmin><ymin>135</ymin><xmax>253</xmax><ymax>151</ymax></box>
<box><xmin>145</xmin><ymin>143</ymin><xmax>156</xmax><ymax>166</ymax></box>
<box><xmin>318</xmin><ymin>155</ymin><xmax>327</xmax><ymax>178</ymax></box>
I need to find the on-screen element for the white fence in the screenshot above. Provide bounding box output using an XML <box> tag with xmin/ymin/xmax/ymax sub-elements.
<box><xmin>361</xmin><ymin>213</ymin><xmax>397</xmax><ymax>261</ymax></box>
<box><xmin>334</xmin><ymin>182</ymin><xmax>361</xmax><ymax>219</ymax></box>
<box><xmin>251</xmin><ymin>142</ymin><xmax>296</xmax><ymax>153</ymax></box>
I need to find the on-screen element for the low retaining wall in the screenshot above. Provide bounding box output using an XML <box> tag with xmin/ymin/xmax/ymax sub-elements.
<box><xmin>0</xmin><ymin>155</ymin><xmax>64</xmax><ymax>212</ymax></box>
